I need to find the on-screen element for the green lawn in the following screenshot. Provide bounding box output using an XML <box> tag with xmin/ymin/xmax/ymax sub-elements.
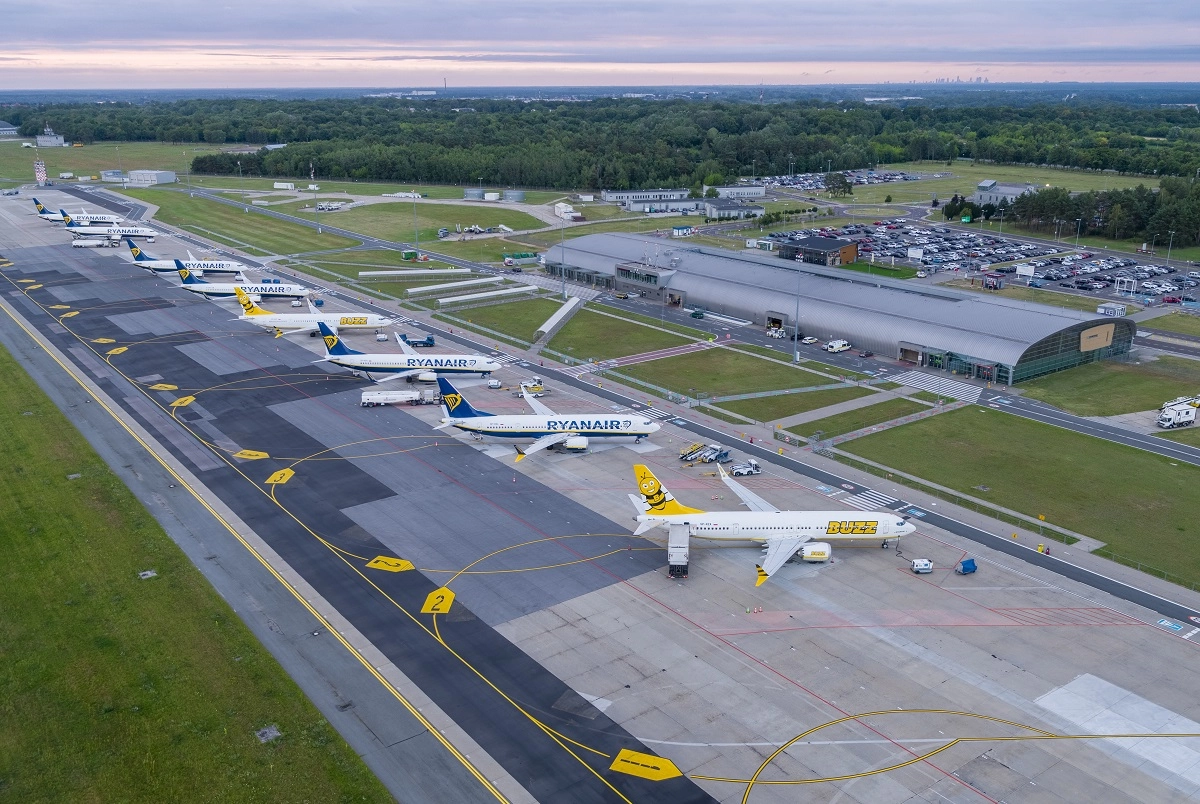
<box><xmin>908</xmin><ymin>389</ymin><xmax>944</xmax><ymax>403</ymax></box>
<box><xmin>942</xmin><ymin>278</ymin><xmax>1118</xmax><ymax>313</ymax></box>
<box><xmin>1154</xmin><ymin>427</ymin><xmax>1200</xmax><ymax>446</ymax></box>
<box><xmin>443</xmin><ymin>297</ymin><xmax>564</xmax><ymax>342</ymax></box>
<box><xmin>278</xmin><ymin>201</ymin><xmax>545</xmax><ymax>244</ymax></box>
<box><xmin>589</xmin><ymin>303</ymin><xmax>711</xmax><ymax>340</ymax></box>
<box><xmin>190</xmin><ymin>177</ymin><xmax>567</xmax><ymax>204</ymax></box>
<box><xmin>726</xmin><ymin>343</ymin><xmax>871</xmax><ymax>380</ymax></box>
<box><xmin>308</xmin><ymin>248</ymin><xmax>431</xmax><ymax>267</ymax></box>
<box><xmin>843</xmin><ymin>261</ymin><xmax>920</xmax><ymax>280</ymax></box>
<box><xmin>844</xmin><ymin>406</ymin><xmax>1200</xmax><ymax>583</ymax></box>
<box><xmin>717</xmin><ymin>386</ymin><xmax>876</xmax><ymax>422</ymax></box>
<box><xmin>790</xmin><ymin>397</ymin><xmax>931</xmax><ymax>439</ymax></box>
<box><xmin>844</xmin><ymin>160</ymin><xmax>1161</xmax><ymax>205</ymax></box>
<box><xmin>1145</xmin><ymin>312</ymin><xmax>1200</xmax><ymax>338</ymax></box>
<box><xmin>117</xmin><ymin>189</ymin><xmax>359</xmax><ymax>255</ymax></box>
<box><xmin>425</xmin><ymin>238</ymin><xmax>542</xmax><ymax>265</ymax></box>
<box><xmin>619</xmin><ymin>347</ymin><xmax>828</xmax><ymax>398</ymax></box>
<box><xmin>548</xmin><ymin>309</ymin><xmax>691</xmax><ymax>361</ymax></box>
<box><xmin>0</xmin><ymin>342</ymin><xmax>388</xmax><ymax>802</ymax></box>
<box><xmin>512</xmin><ymin>217</ymin><xmax>696</xmax><ymax>248</ymax></box>
<box><xmin>1020</xmin><ymin>356</ymin><xmax>1200</xmax><ymax>416</ymax></box>
<box><xmin>0</xmin><ymin>141</ymin><xmax>220</xmax><ymax>182</ymax></box>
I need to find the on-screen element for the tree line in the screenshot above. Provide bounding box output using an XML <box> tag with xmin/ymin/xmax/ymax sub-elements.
<box><xmin>5</xmin><ymin>97</ymin><xmax>1199</xmax><ymax>191</ymax></box>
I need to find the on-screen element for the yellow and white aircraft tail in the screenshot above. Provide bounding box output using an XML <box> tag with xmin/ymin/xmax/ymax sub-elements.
<box><xmin>234</xmin><ymin>286</ymin><xmax>270</xmax><ymax>316</ymax></box>
<box><xmin>630</xmin><ymin>464</ymin><xmax>704</xmax><ymax>520</ymax></box>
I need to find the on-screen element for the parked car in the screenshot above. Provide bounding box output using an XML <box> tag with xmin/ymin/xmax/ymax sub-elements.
<box><xmin>801</xmin><ymin>336</ymin><xmax>819</xmax><ymax>344</ymax></box>
<box><xmin>858</xmin><ymin>349</ymin><xmax>874</xmax><ymax>358</ymax></box>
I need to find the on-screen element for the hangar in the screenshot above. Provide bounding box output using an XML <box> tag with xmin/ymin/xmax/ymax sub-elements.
<box><xmin>544</xmin><ymin>233</ymin><xmax>1134</xmax><ymax>385</ymax></box>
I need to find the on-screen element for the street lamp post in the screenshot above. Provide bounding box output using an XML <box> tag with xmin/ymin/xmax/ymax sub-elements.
<box><xmin>1075</xmin><ymin>218</ymin><xmax>1082</xmax><ymax>247</ymax></box>
<box><xmin>792</xmin><ymin>266</ymin><xmax>803</xmax><ymax>364</ymax></box>
<box><xmin>1151</xmin><ymin>233</ymin><xmax>1159</xmax><ymax>255</ymax></box>
<box><xmin>1167</xmin><ymin>230</ymin><xmax>1176</xmax><ymax>264</ymax></box>
<box><xmin>997</xmin><ymin>209</ymin><xmax>1004</xmax><ymax>236</ymax></box>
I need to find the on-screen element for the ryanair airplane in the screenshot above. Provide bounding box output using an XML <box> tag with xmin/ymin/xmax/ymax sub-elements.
<box><xmin>127</xmin><ymin>240</ymin><xmax>247</xmax><ymax>275</ymax></box>
<box><xmin>435</xmin><ymin>377</ymin><xmax>661</xmax><ymax>462</ymax></box>
<box><xmin>316</xmin><ymin>321</ymin><xmax>499</xmax><ymax>382</ymax></box>
<box><xmin>237</xmin><ymin>287</ymin><xmax>396</xmax><ymax>337</ymax></box>
<box><xmin>175</xmin><ymin>262</ymin><xmax>309</xmax><ymax>299</ymax></box>
<box><xmin>62</xmin><ymin>209</ymin><xmax>158</xmax><ymax>239</ymax></box>
<box><xmin>629</xmin><ymin>463</ymin><xmax>915</xmax><ymax>584</ymax></box>
<box><xmin>34</xmin><ymin>198</ymin><xmax>122</xmax><ymax>224</ymax></box>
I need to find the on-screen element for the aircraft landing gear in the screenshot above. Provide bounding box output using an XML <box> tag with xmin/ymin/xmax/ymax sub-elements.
<box><xmin>881</xmin><ymin>540</ymin><xmax>890</xmax><ymax>549</ymax></box>
<box><xmin>634</xmin><ymin>437</ymin><xmax>644</xmax><ymax>444</ymax></box>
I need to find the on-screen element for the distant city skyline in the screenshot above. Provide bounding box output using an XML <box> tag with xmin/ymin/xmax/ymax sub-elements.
<box><xmin>6</xmin><ymin>1</ymin><xmax>1198</xmax><ymax>88</ymax></box>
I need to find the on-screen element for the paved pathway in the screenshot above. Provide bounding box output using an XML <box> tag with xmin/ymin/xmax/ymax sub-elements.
<box><xmin>560</xmin><ymin>340</ymin><xmax>717</xmax><ymax>377</ymax></box>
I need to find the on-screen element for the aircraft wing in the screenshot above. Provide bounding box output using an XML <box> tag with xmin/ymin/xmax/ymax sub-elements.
<box><xmin>514</xmin><ymin>431</ymin><xmax>574</xmax><ymax>462</ymax></box>
<box><xmin>718</xmin><ymin>463</ymin><xmax>779</xmax><ymax>513</ymax></box>
<box><xmin>373</xmin><ymin>369</ymin><xmax>421</xmax><ymax>383</ymax></box>
<box><xmin>521</xmin><ymin>388</ymin><xmax>556</xmax><ymax>417</ymax></box>
<box><xmin>755</xmin><ymin>536</ymin><xmax>812</xmax><ymax>586</ymax></box>
<box><xmin>394</xmin><ymin>333</ymin><xmax>418</xmax><ymax>355</ymax></box>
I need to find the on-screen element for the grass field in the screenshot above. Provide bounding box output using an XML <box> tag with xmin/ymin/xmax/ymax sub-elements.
<box><xmin>790</xmin><ymin>396</ymin><xmax>930</xmax><ymax>439</ymax></box>
<box><xmin>0</xmin><ymin>141</ymin><xmax>220</xmax><ymax>182</ymax></box>
<box><xmin>190</xmin><ymin>176</ymin><xmax>567</xmax><ymax>204</ymax></box>
<box><xmin>843</xmin><ymin>406</ymin><xmax>1200</xmax><ymax>582</ymax></box>
<box><xmin>1154</xmin><ymin>427</ymin><xmax>1200</xmax><ymax>446</ymax></box>
<box><xmin>942</xmin><ymin>278</ymin><xmax>1118</xmax><ymax>313</ymax></box>
<box><xmin>1144</xmin><ymin>312</ymin><xmax>1200</xmax><ymax>338</ymax></box>
<box><xmin>511</xmin><ymin>217</ymin><xmax>690</xmax><ymax>248</ymax></box>
<box><xmin>117</xmin><ymin>189</ymin><xmax>359</xmax><ymax>255</ymax></box>
<box><xmin>717</xmin><ymin>386</ymin><xmax>876</xmax><ymax>422</ymax></box>
<box><xmin>425</xmin><ymin>237</ymin><xmax>541</xmax><ymax>265</ymax></box>
<box><xmin>548</xmin><ymin>309</ymin><xmax>691</xmax><ymax>361</ymax></box>
<box><xmin>589</xmin><ymin>303</ymin><xmax>711</xmax><ymax>340</ymax></box>
<box><xmin>844</xmin><ymin>261</ymin><xmax>920</xmax><ymax>279</ymax></box>
<box><xmin>844</xmin><ymin>161</ymin><xmax>1161</xmax><ymax>205</ymax></box>
<box><xmin>1019</xmin><ymin>356</ymin><xmax>1200</xmax><ymax>416</ymax></box>
<box><xmin>277</xmin><ymin>201</ymin><xmax>545</xmax><ymax>244</ymax></box>
<box><xmin>0</xmin><ymin>342</ymin><xmax>388</xmax><ymax>802</ymax></box>
<box><xmin>444</xmin><ymin>297</ymin><xmax>563</xmax><ymax>342</ymax></box>
<box><xmin>726</xmin><ymin>343</ymin><xmax>871</xmax><ymax>380</ymax></box>
<box><xmin>908</xmin><ymin>389</ymin><xmax>944</xmax><ymax>403</ymax></box>
<box><xmin>619</xmin><ymin>348</ymin><xmax>828</xmax><ymax>398</ymax></box>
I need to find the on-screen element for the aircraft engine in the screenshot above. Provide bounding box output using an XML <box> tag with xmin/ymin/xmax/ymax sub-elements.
<box><xmin>800</xmin><ymin>542</ymin><xmax>831</xmax><ymax>563</ymax></box>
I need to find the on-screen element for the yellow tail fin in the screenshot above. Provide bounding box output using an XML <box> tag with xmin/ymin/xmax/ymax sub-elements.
<box><xmin>234</xmin><ymin>287</ymin><xmax>269</xmax><ymax>315</ymax></box>
<box><xmin>633</xmin><ymin>464</ymin><xmax>704</xmax><ymax>516</ymax></box>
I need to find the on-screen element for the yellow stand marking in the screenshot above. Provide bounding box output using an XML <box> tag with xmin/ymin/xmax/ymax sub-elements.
<box><xmin>48</xmin><ymin>304</ymin><xmax>71</xmax><ymax>310</ymax></box>
<box><xmin>232</xmin><ymin>449</ymin><xmax>270</xmax><ymax>460</ymax></box>
<box><xmin>149</xmin><ymin>383</ymin><xmax>178</xmax><ymax>391</ymax></box>
<box><xmin>367</xmin><ymin>556</ymin><xmax>415</xmax><ymax>573</ymax></box>
<box><xmin>421</xmin><ymin>587</ymin><xmax>456</xmax><ymax>614</ymax></box>
<box><xmin>106</xmin><ymin>346</ymin><xmax>128</xmax><ymax>355</ymax></box>
<box><xmin>17</xmin><ymin>279</ymin><xmax>34</xmax><ymax>284</ymax></box>
<box><xmin>265</xmin><ymin>468</ymin><xmax>294</xmax><ymax>485</ymax></box>
<box><xmin>609</xmin><ymin>749</ymin><xmax>682</xmax><ymax>781</ymax></box>
<box><xmin>92</xmin><ymin>337</ymin><xmax>116</xmax><ymax>344</ymax></box>
<box><xmin>25</xmin><ymin>284</ymin><xmax>43</xmax><ymax>290</ymax></box>
<box><xmin>60</xmin><ymin>311</ymin><xmax>79</xmax><ymax>319</ymax></box>
<box><xmin>169</xmin><ymin>395</ymin><xmax>195</xmax><ymax>407</ymax></box>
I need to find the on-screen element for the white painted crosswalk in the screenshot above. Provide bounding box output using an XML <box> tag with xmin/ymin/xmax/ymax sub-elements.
<box><xmin>841</xmin><ymin>489</ymin><xmax>901</xmax><ymax>511</ymax></box>
<box><xmin>492</xmin><ymin>354</ymin><xmax>522</xmax><ymax>365</ymax></box>
<box><xmin>640</xmin><ymin>407</ymin><xmax>677</xmax><ymax>420</ymax></box>
<box><xmin>890</xmin><ymin>371</ymin><xmax>983</xmax><ymax>403</ymax></box>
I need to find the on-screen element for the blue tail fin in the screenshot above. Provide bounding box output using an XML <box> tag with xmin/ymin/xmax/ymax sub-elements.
<box><xmin>437</xmin><ymin>378</ymin><xmax>491</xmax><ymax>418</ymax></box>
<box><xmin>60</xmin><ymin>210</ymin><xmax>80</xmax><ymax>227</ymax></box>
<box><xmin>174</xmin><ymin>259</ymin><xmax>206</xmax><ymax>284</ymax></box>
<box><xmin>128</xmin><ymin>239</ymin><xmax>152</xmax><ymax>260</ymax></box>
<box><xmin>33</xmin><ymin>198</ymin><xmax>50</xmax><ymax>215</ymax></box>
<box><xmin>317</xmin><ymin>322</ymin><xmax>361</xmax><ymax>356</ymax></box>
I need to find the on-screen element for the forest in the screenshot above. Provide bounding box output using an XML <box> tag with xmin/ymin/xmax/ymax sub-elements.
<box><xmin>6</xmin><ymin>97</ymin><xmax>1200</xmax><ymax>194</ymax></box>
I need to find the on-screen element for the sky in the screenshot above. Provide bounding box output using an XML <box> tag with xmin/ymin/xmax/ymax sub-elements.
<box><xmin>6</xmin><ymin>1</ymin><xmax>1199</xmax><ymax>88</ymax></box>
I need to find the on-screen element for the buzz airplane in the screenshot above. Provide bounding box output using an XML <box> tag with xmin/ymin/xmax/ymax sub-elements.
<box><xmin>236</xmin><ymin>287</ymin><xmax>396</xmax><ymax>337</ymax></box>
<box><xmin>435</xmin><ymin>377</ymin><xmax>661</xmax><ymax>462</ymax></box>
<box><xmin>34</xmin><ymin>198</ymin><xmax>123</xmax><ymax>224</ymax></box>
<box><xmin>127</xmin><ymin>239</ymin><xmax>247</xmax><ymax>275</ymax></box>
<box><xmin>62</xmin><ymin>210</ymin><xmax>158</xmax><ymax>239</ymax></box>
<box><xmin>316</xmin><ymin>321</ymin><xmax>500</xmax><ymax>383</ymax></box>
<box><xmin>175</xmin><ymin>262</ymin><xmax>310</xmax><ymax>299</ymax></box>
<box><xmin>628</xmin><ymin>463</ymin><xmax>915</xmax><ymax>585</ymax></box>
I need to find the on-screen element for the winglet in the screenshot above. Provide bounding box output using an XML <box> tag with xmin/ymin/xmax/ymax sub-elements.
<box><xmin>514</xmin><ymin>446</ymin><xmax>526</xmax><ymax>463</ymax></box>
<box><xmin>755</xmin><ymin>565</ymin><xmax>770</xmax><ymax>587</ymax></box>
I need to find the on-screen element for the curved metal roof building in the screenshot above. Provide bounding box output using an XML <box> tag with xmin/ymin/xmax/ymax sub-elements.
<box><xmin>545</xmin><ymin>233</ymin><xmax>1135</xmax><ymax>385</ymax></box>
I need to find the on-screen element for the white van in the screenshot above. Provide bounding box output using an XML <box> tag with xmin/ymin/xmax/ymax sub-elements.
<box><xmin>824</xmin><ymin>339</ymin><xmax>851</xmax><ymax>353</ymax></box>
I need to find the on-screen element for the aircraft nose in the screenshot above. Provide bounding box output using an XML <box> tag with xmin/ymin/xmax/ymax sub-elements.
<box><xmin>647</xmin><ymin>420</ymin><xmax>662</xmax><ymax>432</ymax></box>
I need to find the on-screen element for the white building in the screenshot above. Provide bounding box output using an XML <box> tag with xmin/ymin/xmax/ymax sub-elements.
<box><xmin>702</xmin><ymin>184</ymin><xmax>767</xmax><ymax>199</ymax></box>
<box><xmin>600</xmin><ymin>188</ymin><xmax>690</xmax><ymax>204</ymax></box>
<box><xmin>36</xmin><ymin>126</ymin><xmax>65</xmax><ymax>147</ymax></box>
<box><xmin>0</xmin><ymin>121</ymin><xmax>18</xmax><ymax>138</ymax></box>
<box><xmin>127</xmin><ymin>170</ymin><xmax>177</xmax><ymax>186</ymax></box>
<box><xmin>973</xmin><ymin>179</ymin><xmax>1035</xmax><ymax>207</ymax></box>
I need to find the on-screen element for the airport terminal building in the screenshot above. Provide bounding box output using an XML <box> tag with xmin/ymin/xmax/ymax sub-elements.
<box><xmin>544</xmin><ymin>233</ymin><xmax>1134</xmax><ymax>385</ymax></box>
